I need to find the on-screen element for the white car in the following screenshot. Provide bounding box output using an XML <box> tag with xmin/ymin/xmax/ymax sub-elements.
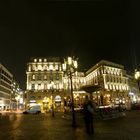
<box><xmin>23</xmin><ymin>105</ymin><xmax>41</xmax><ymax>114</ymax></box>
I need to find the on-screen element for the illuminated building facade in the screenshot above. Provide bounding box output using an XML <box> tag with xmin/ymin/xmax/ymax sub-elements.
<box><xmin>135</xmin><ymin>70</ymin><xmax>140</xmax><ymax>91</ymax></box>
<box><xmin>26</xmin><ymin>57</ymin><xmax>86</xmax><ymax>111</ymax></box>
<box><xmin>26</xmin><ymin>57</ymin><xmax>63</xmax><ymax>111</ymax></box>
<box><xmin>132</xmin><ymin>70</ymin><xmax>140</xmax><ymax>104</ymax></box>
<box><xmin>127</xmin><ymin>74</ymin><xmax>140</xmax><ymax>106</ymax></box>
<box><xmin>63</xmin><ymin>71</ymin><xmax>86</xmax><ymax>108</ymax></box>
<box><xmin>0</xmin><ymin>63</ymin><xmax>13</xmax><ymax>110</ymax></box>
<box><xmin>85</xmin><ymin>60</ymin><xmax>129</xmax><ymax>108</ymax></box>
<box><xmin>11</xmin><ymin>80</ymin><xmax>24</xmax><ymax>110</ymax></box>
<box><xmin>26</xmin><ymin>58</ymin><xmax>139</xmax><ymax>111</ymax></box>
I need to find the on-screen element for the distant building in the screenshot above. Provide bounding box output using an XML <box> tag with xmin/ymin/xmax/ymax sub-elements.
<box><xmin>11</xmin><ymin>80</ymin><xmax>23</xmax><ymax>110</ymax></box>
<box><xmin>0</xmin><ymin>63</ymin><xmax>13</xmax><ymax>110</ymax></box>
<box><xmin>26</xmin><ymin>58</ymin><xmax>138</xmax><ymax>111</ymax></box>
<box><xmin>127</xmin><ymin>74</ymin><xmax>140</xmax><ymax>105</ymax></box>
<box><xmin>0</xmin><ymin>63</ymin><xmax>23</xmax><ymax>111</ymax></box>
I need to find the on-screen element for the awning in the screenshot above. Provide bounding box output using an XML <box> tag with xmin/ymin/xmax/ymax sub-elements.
<box><xmin>80</xmin><ymin>85</ymin><xmax>101</xmax><ymax>94</ymax></box>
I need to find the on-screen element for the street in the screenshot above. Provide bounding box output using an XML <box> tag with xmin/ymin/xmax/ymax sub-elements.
<box><xmin>0</xmin><ymin>110</ymin><xmax>140</xmax><ymax>140</ymax></box>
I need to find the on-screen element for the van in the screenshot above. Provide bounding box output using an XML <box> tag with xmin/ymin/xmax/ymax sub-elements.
<box><xmin>23</xmin><ymin>105</ymin><xmax>41</xmax><ymax>114</ymax></box>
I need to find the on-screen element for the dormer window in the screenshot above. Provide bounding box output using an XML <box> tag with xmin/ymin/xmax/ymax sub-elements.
<box><xmin>39</xmin><ymin>59</ymin><xmax>42</xmax><ymax>62</ymax></box>
<box><xmin>34</xmin><ymin>59</ymin><xmax>37</xmax><ymax>62</ymax></box>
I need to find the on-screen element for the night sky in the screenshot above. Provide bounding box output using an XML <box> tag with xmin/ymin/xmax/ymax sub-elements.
<box><xmin>0</xmin><ymin>0</ymin><xmax>139</xmax><ymax>90</ymax></box>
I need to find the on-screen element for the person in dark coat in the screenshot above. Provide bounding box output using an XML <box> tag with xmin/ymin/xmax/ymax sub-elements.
<box><xmin>83</xmin><ymin>95</ymin><xmax>95</xmax><ymax>134</ymax></box>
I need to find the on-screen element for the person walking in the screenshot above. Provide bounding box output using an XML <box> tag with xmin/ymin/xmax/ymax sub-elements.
<box><xmin>83</xmin><ymin>95</ymin><xmax>95</xmax><ymax>134</ymax></box>
<box><xmin>51</xmin><ymin>105</ymin><xmax>55</xmax><ymax>117</ymax></box>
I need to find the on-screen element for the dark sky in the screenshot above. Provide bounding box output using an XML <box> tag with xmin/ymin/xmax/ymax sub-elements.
<box><xmin>0</xmin><ymin>0</ymin><xmax>139</xmax><ymax>90</ymax></box>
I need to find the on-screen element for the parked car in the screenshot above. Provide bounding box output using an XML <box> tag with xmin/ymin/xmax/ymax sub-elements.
<box><xmin>23</xmin><ymin>105</ymin><xmax>41</xmax><ymax>114</ymax></box>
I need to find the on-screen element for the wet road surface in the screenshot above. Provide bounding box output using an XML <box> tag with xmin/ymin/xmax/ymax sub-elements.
<box><xmin>0</xmin><ymin>110</ymin><xmax>140</xmax><ymax>140</ymax></box>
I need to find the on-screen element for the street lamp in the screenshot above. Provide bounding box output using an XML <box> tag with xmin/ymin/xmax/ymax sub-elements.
<box><xmin>62</xmin><ymin>56</ymin><xmax>78</xmax><ymax>127</ymax></box>
<box><xmin>49</xmin><ymin>81</ymin><xmax>55</xmax><ymax>117</ymax></box>
<box><xmin>135</xmin><ymin>70</ymin><xmax>140</xmax><ymax>91</ymax></box>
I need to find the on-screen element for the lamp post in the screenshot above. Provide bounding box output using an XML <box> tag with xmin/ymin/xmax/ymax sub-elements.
<box><xmin>135</xmin><ymin>70</ymin><xmax>140</xmax><ymax>91</ymax></box>
<box><xmin>62</xmin><ymin>56</ymin><xmax>78</xmax><ymax>127</ymax></box>
<box><xmin>50</xmin><ymin>81</ymin><xmax>55</xmax><ymax>117</ymax></box>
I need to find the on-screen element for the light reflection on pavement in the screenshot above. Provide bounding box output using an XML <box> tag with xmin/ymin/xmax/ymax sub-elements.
<box><xmin>0</xmin><ymin>111</ymin><xmax>140</xmax><ymax>140</ymax></box>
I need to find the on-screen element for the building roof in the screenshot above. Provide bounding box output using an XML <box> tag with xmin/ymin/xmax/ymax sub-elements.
<box><xmin>30</xmin><ymin>57</ymin><xmax>61</xmax><ymax>62</ymax></box>
<box><xmin>86</xmin><ymin>60</ymin><xmax>124</xmax><ymax>75</ymax></box>
<box><xmin>0</xmin><ymin>63</ymin><xmax>13</xmax><ymax>77</ymax></box>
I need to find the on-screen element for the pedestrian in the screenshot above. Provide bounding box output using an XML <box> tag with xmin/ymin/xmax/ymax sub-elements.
<box><xmin>83</xmin><ymin>95</ymin><xmax>95</xmax><ymax>134</ymax></box>
<box><xmin>51</xmin><ymin>105</ymin><xmax>55</xmax><ymax>117</ymax></box>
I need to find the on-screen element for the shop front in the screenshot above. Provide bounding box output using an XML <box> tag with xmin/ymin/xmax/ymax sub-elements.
<box><xmin>54</xmin><ymin>95</ymin><xmax>62</xmax><ymax>111</ymax></box>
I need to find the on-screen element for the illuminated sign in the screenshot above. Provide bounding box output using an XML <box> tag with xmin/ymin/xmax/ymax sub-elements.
<box><xmin>29</xmin><ymin>100</ymin><xmax>36</xmax><ymax>103</ymax></box>
<box><xmin>55</xmin><ymin>95</ymin><xmax>61</xmax><ymax>102</ymax></box>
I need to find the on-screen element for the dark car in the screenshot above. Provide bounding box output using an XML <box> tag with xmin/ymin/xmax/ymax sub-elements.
<box><xmin>131</xmin><ymin>103</ymin><xmax>140</xmax><ymax>110</ymax></box>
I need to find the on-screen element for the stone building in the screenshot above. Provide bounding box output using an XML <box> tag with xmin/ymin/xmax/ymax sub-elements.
<box><xmin>85</xmin><ymin>60</ymin><xmax>129</xmax><ymax>108</ymax></box>
<box><xmin>0</xmin><ymin>63</ymin><xmax>13</xmax><ymax>110</ymax></box>
<box><xmin>26</xmin><ymin>58</ymin><xmax>140</xmax><ymax>111</ymax></box>
<box><xmin>26</xmin><ymin>57</ymin><xmax>86</xmax><ymax>111</ymax></box>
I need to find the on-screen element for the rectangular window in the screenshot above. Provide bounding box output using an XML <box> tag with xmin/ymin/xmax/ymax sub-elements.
<box><xmin>44</xmin><ymin>84</ymin><xmax>47</xmax><ymax>90</ymax></box>
<box><xmin>32</xmin><ymin>75</ymin><xmax>35</xmax><ymax>80</ymax></box>
<box><xmin>44</xmin><ymin>75</ymin><xmax>47</xmax><ymax>80</ymax></box>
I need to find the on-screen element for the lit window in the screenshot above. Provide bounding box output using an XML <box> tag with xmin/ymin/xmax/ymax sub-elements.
<box><xmin>126</xmin><ymin>86</ymin><xmax>129</xmax><ymax>90</ymax></box>
<box><xmin>59</xmin><ymin>84</ymin><xmax>62</xmax><ymax>89</ymax></box>
<box><xmin>110</xmin><ymin>85</ymin><xmax>112</xmax><ymax>90</ymax></box>
<box><xmin>39</xmin><ymin>59</ymin><xmax>42</xmax><ymax>62</ymax></box>
<box><xmin>53</xmin><ymin>65</ymin><xmax>55</xmax><ymax>71</ymax></box>
<box><xmin>47</xmin><ymin>65</ymin><xmax>49</xmax><ymax>71</ymax></box>
<box><xmin>55</xmin><ymin>65</ymin><xmax>58</xmax><ymax>70</ymax></box>
<box><xmin>32</xmin><ymin>65</ymin><xmax>36</xmax><ymax>70</ymax></box>
<box><xmin>43</xmin><ymin>65</ymin><xmax>47</xmax><ymax>70</ymax></box>
<box><xmin>32</xmin><ymin>75</ymin><xmax>35</xmax><ymax>80</ymax></box>
<box><xmin>44</xmin><ymin>84</ymin><xmax>47</xmax><ymax>90</ymax></box>
<box><xmin>44</xmin><ymin>59</ymin><xmax>47</xmax><ymax>62</ymax></box>
<box><xmin>35</xmin><ymin>84</ymin><xmax>38</xmax><ymax>90</ymax></box>
<box><xmin>38</xmin><ymin>84</ymin><xmax>41</xmax><ymax>90</ymax></box>
<box><xmin>28</xmin><ymin>65</ymin><xmax>31</xmax><ymax>71</ymax></box>
<box><xmin>41</xmin><ymin>84</ymin><xmax>44</xmax><ymax>90</ymax></box>
<box><xmin>114</xmin><ymin>69</ymin><xmax>117</xmax><ymax>75</ymax></box>
<box><xmin>95</xmin><ymin>72</ymin><xmax>97</xmax><ymax>76</ymax></box>
<box><xmin>28</xmin><ymin>85</ymin><xmax>31</xmax><ymax>90</ymax></box>
<box><xmin>113</xmin><ymin>85</ymin><xmax>115</xmax><ymax>90</ymax></box>
<box><xmin>44</xmin><ymin>75</ymin><xmax>47</xmax><ymax>79</ymax></box>
<box><xmin>34</xmin><ymin>59</ymin><xmax>37</xmax><ymax>62</ymax></box>
<box><xmin>111</xmin><ymin>68</ymin><xmax>113</xmax><ymax>74</ymax></box>
<box><xmin>105</xmin><ymin>84</ymin><xmax>108</xmax><ymax>89</ymax></box>
<box><xmin>49</xmin><ymin>64</ymin><xmax>53</xmax><ymax>70</ymax></box>
<box><xmin>107</xmin><ymin>69</ymin><xmax>110</xmax><ymax>74</ymax></box>
<box><xmin>38</xmin><ymin>65</ymin><xmax>42</xmax><ymax>70</ymax></box>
